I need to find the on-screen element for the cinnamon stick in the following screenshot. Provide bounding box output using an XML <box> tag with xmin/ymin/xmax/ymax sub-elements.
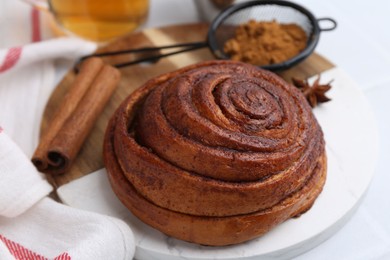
<box><xmin>32</xmin><ymin>58</ymin><xmax>121</xmax><ymax>175</ymax></box>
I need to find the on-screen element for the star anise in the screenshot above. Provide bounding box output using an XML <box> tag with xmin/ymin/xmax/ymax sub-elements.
<box><xmin>292</xmin><ymin>76</ymin><xmax>333</xmax><ymax>108</ymax></box>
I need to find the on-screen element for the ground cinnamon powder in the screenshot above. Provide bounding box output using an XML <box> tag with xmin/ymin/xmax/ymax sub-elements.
<box><xmin>224</xmin><ymin>20</ymin><xmax>307</xmax><ymax>66</ymax></box>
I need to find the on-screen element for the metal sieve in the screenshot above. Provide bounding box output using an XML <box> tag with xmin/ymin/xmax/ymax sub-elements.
<box><xmin>79</xmin><ymin>0</ymin><xmax>336</xmax><ymax>71</ymax></box>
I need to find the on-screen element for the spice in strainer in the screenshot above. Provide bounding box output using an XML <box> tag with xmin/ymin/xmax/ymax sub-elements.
<box><xmin>224</xmin><ymin>19</ymin><xmax>307</xmax><ymax>66</ymax></box>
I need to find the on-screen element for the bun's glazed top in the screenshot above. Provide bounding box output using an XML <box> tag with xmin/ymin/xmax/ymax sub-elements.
<box><xmin>108</xmin><ymin>60</ymin><xmax>325</xmax><ymax>217</ymax></box>
<box><xmin>134</xmin><ymin>60</ymin><xmax>323</xmax><ymax>181</ymax></box>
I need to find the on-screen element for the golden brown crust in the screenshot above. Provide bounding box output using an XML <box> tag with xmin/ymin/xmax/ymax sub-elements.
<box><xmin>104</xmin><ymin>112</ymin><xmax>326</xmax><ymax>246</ymax></box>
<box><xmin>103</xmin><ymin>60</ymin><xmax>327</xmax><ymax>245</ymax></box>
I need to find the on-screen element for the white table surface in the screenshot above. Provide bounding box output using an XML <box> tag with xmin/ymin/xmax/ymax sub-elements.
<box><xmin>2</xmin><ymin>0</ymin><xmax>390</xmax><ymax>259</ymax></box>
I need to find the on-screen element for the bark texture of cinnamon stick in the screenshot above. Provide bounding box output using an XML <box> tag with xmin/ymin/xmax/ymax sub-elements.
<box><xmin>32</xmin><ymin>58</ymin><xmax>121</xmax><ymax>175</ymax></box>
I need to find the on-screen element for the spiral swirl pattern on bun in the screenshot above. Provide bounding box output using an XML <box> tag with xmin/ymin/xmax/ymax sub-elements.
<box><xmin>104</xmin><ymin>60</ymin><xmax>327</xmax><ymax>246</ymax></box>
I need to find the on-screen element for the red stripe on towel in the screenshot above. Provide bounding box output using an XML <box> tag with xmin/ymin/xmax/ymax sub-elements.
<box><xmin>53</xmin><ymin>252</ymin><xmax>71</xmax><ymax>260</ymax></box>
<box><xmin>0</xmin><ymin>47</ymin><xmax>22</xmax><ymax>73</ymax></box>
<box><xmin>0</xmin><ymin>234</ymin><xmax>71</xmax><ymax>260</ymax></box>
<box><xmin>31</xmin><ymin>8</ymin><xmax>41</xmax><ymax>42</ymax></box>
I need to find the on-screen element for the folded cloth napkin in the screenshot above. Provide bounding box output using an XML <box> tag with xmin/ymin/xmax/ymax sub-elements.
<box><xmin>0</xmin><ymin>130</ymin><xmax>52</xmax><ymax>218</ymax></box>
<box><xmin>0</xmin><ymin>196</ymin><xmax>135</xmax><ymax>260</ymax></box>
<box><xmin>0</xmin><ymin>3</ymin><xmax>136</xmax><ymax>258</ymax></box>
<box><xmin>0</xmin><ymin>42</ymin><xmax>136</xmax><ymax>259</ymax></box>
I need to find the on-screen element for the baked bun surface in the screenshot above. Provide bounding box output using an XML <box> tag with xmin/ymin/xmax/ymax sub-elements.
<box><xmin>103</xmin><ymin>60</ymin><xmax>327</xmax><ymax>246</ymax></box>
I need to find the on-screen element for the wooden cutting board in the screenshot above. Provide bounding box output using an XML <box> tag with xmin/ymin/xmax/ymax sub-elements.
<box><xmin>41</xmin><ymin>23</ymin><xmax>334</xmax><ymax>187</ymax></box>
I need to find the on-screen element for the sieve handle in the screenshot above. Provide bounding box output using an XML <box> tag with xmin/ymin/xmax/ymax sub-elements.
<box><xmin>317</xmin><ymin>17</ymin><xmax>337</xmax><ymax>32</ymax></box>
<box><xmin>76</xmin><ymin>42</ymin><xmax>208</xmax><ymax>71</ymax></box>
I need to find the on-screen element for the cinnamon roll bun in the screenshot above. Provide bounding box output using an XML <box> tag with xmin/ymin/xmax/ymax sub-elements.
<box><xmin>103</xmin><ymin>60</ymin><xmax>326</xmax><ymax>246</ymax></box>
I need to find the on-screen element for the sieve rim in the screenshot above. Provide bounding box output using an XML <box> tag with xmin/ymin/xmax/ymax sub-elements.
<box><xmin>207</xmin><ymin>0</ymin><xmax>323</xmax><ymax>71</ymax></box>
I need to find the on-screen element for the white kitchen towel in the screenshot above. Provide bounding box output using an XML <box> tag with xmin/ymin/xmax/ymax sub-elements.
<box><xmin>0</xmin><ymin>197</ymin><xmax>135</xmax><ymax>260</ymax></box>
<box><xmin>0</xmin><ymin>45</ymin><xmax>137</xmax><ymax>258</ymax></box>
<box><xmin>0</xmin><ymin>129</ymin><xmax>52</xmax><ymax>218</ymax></box>
<box><xmin>0</xmin><ymin>115</ymin><xmax>136</xmax><ymax>260</ymax></box>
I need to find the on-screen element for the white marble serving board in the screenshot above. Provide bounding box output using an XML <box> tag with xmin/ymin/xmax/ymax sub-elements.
<box><xmin>57</xmin><ymin>67</ymin><xmax>378</xmax><ymax>260</ymax></box>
